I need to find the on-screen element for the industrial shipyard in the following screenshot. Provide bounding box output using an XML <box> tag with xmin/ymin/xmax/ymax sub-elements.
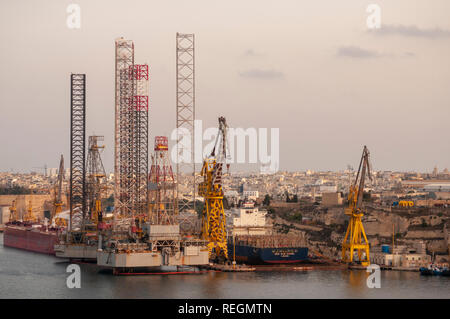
<box><xmin>0</xmin><ymin>1</ymin><xmax>449</xmax><ymax>304</ymax></box>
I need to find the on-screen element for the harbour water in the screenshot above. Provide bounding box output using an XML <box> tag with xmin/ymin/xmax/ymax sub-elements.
<box><xmin>0</xmin><ymin>234</ymin><xmax>449</xmax><ymax>299</ymax></box>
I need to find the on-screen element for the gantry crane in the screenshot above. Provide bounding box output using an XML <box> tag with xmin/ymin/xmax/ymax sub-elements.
<box><xmin>342</xmin><ymin>145</ymin><xmax>372</xmax><ymax>266</ymax></box>
<box><xmin>199</xmin><ymin>116</ymin><xmax>230</xmax><ymax>261</ymax></box>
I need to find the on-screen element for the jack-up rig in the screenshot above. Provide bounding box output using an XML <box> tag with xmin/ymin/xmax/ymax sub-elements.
<box><xmin>341</xmin><ymin>145</ymin><xmax>372</xmax><ymax>267</ymax></box>
<box><xmin>55</xmin><ymin>36</ymin><xmax>210</xmax><ymax>273</ymax></box>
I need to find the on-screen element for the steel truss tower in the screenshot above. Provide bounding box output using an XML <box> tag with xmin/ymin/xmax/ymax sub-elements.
<box><xmin>149</xmin><ymin>136</ymin><xmax>176</xmax><ymax>225</ymax></box>
<box><xmin>176</xmin><ymin>33</ymin><xmax>196</xmax><ymax>218</ymax></box>
<box><xmin>132</xmin><ymin>64</ymin><xmax>149</xmax><ymax>218</ymax></box>
<box><xmin>70</xmin><ymin>74</ymin><xmax>86</xmax><ymax>233</ymax></box>
<box><xmin>114</xmin><ymin>38</ymin><xmax>149</xmax><ymax>229</ymax></box>
<box><xmin>115</xmin><ymin>38</ymin><xmax>134</xmax><ymax>222</ymax></box>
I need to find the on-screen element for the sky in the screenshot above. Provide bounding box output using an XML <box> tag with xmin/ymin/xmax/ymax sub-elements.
<box><xmin>0</xmin><ymin>0</ymin><xmax>449</xmax><ymax>174</ymax></box>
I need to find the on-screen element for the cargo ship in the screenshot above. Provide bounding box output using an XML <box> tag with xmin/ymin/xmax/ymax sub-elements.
<box><xmin>228</xmin><ymin>234</ymin><xmax>308</xmax><ymax>264</ymax></box>
<box><xmin>3</xmin><ymin>221</ymin><xmax>60</xmax><ymax>255</ymax></box>
<box><xmin>226</xmin><ymin>202</ymin><xmax>309</xmax><ymax>264</ymax></box>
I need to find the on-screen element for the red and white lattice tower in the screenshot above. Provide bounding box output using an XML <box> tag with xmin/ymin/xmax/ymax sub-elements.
<box><xmin>114</xmin><ymin>38</ymin><xmax>135</xmax><ymax>225</ymax></box>
<box><xmin>149</xmin><ymin>136</ymin><xmax>177</xmax><ymax>225</ymax></box>
<box><xmin>131</xmin><ymin>64</ymin><xmax>149</xmax><ymax>218</ymax></box>
<box><xmin>114</xmin><ymin>38</ymin><xmax>149</xmax><ymax>230</ymax></box>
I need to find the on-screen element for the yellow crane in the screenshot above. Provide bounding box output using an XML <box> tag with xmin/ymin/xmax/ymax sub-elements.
<box><xmin>199</xmin><ymin>116</ymin><xmax>230</xmax><ymax>261</ymax></box>
<box><xmin>53</xmin><ymin>155</ymin><xmax>67</xmax><ymax>227</ymax></box>
<box><xmin>23</xmin><ymin>200</ymin><xmax>35</xmax><ymax>222</ymax></box>
<box><xmin>342</xmin><ymin>145</ymin><xmax>372</xmax><ymax>267</ymax></box>
<box><xmin>9</xmin><ymin>200</ymin><xmax>17</xmax><ymax>222</ymax></box>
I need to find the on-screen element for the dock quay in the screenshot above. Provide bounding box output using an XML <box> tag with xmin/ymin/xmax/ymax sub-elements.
<box><xmin>204</xmin><ymin>263</ymin><xmax>256</xmax><ymax>272</ymax></box>
<box><xmin>348</xmin><ymin>264</ymin><xmax>420</xmax><ymax>272</ymax></box>
<box><xmin>203</xmin><ymin>261</ymin><xmax>345</xmax><ymax>272</ymax></box>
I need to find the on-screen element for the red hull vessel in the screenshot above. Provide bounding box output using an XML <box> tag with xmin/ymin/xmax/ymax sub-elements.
<box><xmin>3</xmin><ymin>223</ymin><xmax>59</xmax><ymax>255</ymax></box>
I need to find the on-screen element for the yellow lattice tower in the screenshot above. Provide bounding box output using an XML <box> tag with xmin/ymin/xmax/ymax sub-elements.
<box><xmin>199</xmin><ymin>158</ymin><xmax>228</xmax><ymax>260</ymax></box>
<box><xmin>341</xmin><ymin>186</ymin><xmax>370</xmax><ymax>266</ymax></box>
<box><xmin>9</xmin><ymin>200</ymin><xmax>17</xmax><ymax>222</ymax></box>
<box><xmin>23</xmin><ymin>200</ymin><xmax>35</xmax><ymax>223</ymax></box>
<box><xmin>342</xmin><ymin>146</ymin><xmax>371</xmax><ymax>267</ymax></box>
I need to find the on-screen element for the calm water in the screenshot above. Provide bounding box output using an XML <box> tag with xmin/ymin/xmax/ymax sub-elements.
<box><xmin>0</xmin><ymin>234</ymin><xmax>448</xmax><ymax>299</ymax></box>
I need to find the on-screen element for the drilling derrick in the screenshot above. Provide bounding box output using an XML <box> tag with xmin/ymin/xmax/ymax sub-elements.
<box><xmin>199</xmin><ymin>116</ymin><xmax>230</xmax><ymax>261</ymax></box>
<box><xmin>70</xmin><ymin>73</ymin><xmax>87</xmax><ymax>237</ymax></box>
<box><xmin>176</xmin><ymin>33</ymin><xmax>196</xmax><ymax>229</ymax></box>
<box><xmin>114</xmin><ymin>38</ymin><xmax>135</xmax><ymax>224</ymax></box>
<box><xmin>86</xmin><ymin>136</ymin><xmax>107</xmax><ymax>224</ymax></box>
<box><xmin>342</xmin><ymin>145</ymin><xmax>372</xmax><ymax>267</ymax></box>
<box><xmin>114</xmin><ymin>38</ymin><xmax>149</xmax><ymax>232</ymax></box>
<box><xmin>131</xmin><ymin>64</ymin><xmax>149</xmax><ymax>218</ymax></box>
<box><xmin>149</xmin><ymin>136</ymin><xmax>176</xmax><ymax>225</ymax></box>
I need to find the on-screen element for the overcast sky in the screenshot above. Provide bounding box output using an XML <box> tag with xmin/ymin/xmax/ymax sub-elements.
<box><xmin>0</xmin><ymin>0</ymin><xmax>449</xmax><ymax>174</ymax></box>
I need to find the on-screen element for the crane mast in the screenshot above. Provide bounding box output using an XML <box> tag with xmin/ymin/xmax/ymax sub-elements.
<box><xmin>53</xmin><ymin>155</ymin><xmax>67</xmax><ymax>227</ymax></box>
<box><xmin>199</xmin><ymin>116</ymin><xmax>230</xmax><ymax>261</ymax></box>
<box><xmin>342</xmin><ymin>145</ymin><xmax>372</xmax><ymax>266</ymax></box>
<box><xmin>9</xmin><ymin>200</ymin><xmax>17</xmax><ymax>222</ymax></box>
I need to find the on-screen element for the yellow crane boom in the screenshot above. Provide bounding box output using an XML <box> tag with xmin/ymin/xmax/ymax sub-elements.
<box><xmin>342</xmin><ymin>145</ymin><xmax>371</xmax><ymax>267</ymax></box>
<box><xmin>199</xmin><ymin>116</ymin><xmax>230</xmax><ymax>261</ymax></box>
<box><xmin>53</xmin><ymin>155</ymin><xmax>67</xmax><ymax>227</ymax></box>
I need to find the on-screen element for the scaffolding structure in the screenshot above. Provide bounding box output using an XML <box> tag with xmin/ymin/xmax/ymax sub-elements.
<box><xmin>176</xmin><ymin>33</ymin><xmax>196</xmax><ymax>229</ymax></box>
<box><xmin>114</xmin><ymin>38</ymin><xmax>149</xmax><ymax>230</ymax></box>
<box><xmin>70</xmin><ymin>74</ymin><xmax>86</xmax><ymax>234</ymax></box>
<box><xmin>149</xmin><ymin>136</ymin><xmax>176</xmax><ymax>225</ymax></box>
<box><xmin>86</xmin><ymin>135</ymin><xmax>107</xmax><ymax>223</ymax></box>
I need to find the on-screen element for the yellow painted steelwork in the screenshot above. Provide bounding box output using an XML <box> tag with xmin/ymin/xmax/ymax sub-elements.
<box><xmin>9</xmin><ymin>200</ymin><xmax>17</xmax><ymax>222</ymax></box>
<box><xmin>53</xmin><ymin>155</ymin><xmax>65</xmax><ymax>223</ymax></box>
<box><xmin>23</xmin><ymin>200</ymin><xmax>35</xmax><ymax>222</ymax></box>
<box><xmin>342</xmin><ymin>146</ymin><xmax>371</xmax><ymax>267</ymax></box>
<box><xmin>199</xmin><ymin>117</ymin><xmax>230</xmax><ymax>261</ymax></box>
<box><xmin>199</xmin><ymin>158</ymin><xmax>228</xmax><ymax>260</ymax></box>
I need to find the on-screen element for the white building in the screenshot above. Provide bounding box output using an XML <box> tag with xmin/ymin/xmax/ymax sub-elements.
<box><xmin>228</xmin><ymin>202</ymin><xmax>269</xmax><ymax>235</ymax></box>
<box><xmin>243</xmin><ymin>190</ymin><xmax>259</xmax><ymax>200</ymax></box>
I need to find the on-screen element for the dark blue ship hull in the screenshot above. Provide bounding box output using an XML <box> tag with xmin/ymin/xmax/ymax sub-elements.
<box><xmin>228</xmin><ymin>243</ymin><xmax>309</xmax><ymax>264</ymax></box>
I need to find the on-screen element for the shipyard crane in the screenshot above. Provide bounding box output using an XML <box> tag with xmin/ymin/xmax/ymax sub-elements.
<box><xmin>23</xmin><ymin>200</ymin><xmax>35</xmax><ymax>223</ymax></box>
<box><xmin>9</xmin><ymin>200</ymin><xmax>17</xmax><ymax>222</ymax></box>
<box><xmin>86</xmin><ymin>136</ymin><xmax>107</xmax><ymax>225</ymax></box>
<box><xmin>54</xmin><ymin>155</ymin><xmax>64</xmax><ymax>214</ymax></box>
<box><xmin>342</xmin><ymin>145</ymin><xmax>372</xmax><ymax>266</ymax></box>
<box><xmin>53</xmin><ymin>155</ymin><xmax>67</xmax><ymax>226</ymax></box>
<box><xmin>199</xmin><ymin>116</ymin><xmax>230</xmax><ymax>261</ymax></box>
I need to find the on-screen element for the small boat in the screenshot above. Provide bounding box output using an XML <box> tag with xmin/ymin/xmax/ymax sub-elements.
<box><xmin>420</xmin><ymin>263</ymin><xmax>450</xmax><ymax>276</ymax></box>
<box><xmin>419</xmin><ymin>267</ymin><xmax>433</xmax><ymax>275</ymax></box>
